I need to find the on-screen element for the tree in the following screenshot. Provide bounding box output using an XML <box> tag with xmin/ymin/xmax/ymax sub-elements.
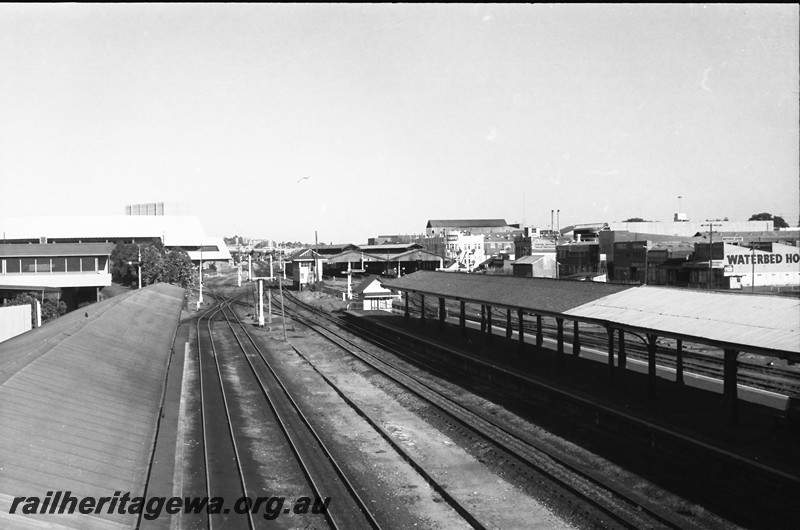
<box><xmin>5</xmin><ymin>292</ymin><xmax>66</xmax><ymax>327</ymax></box>
<box><xmin>623</xmin><ymin>218</ymin><xmax>650</xmax><ymax>223</ymax></box>
<box><xmin>141</xmin><ymin>245</ymin><xmax>167</xmax><ymax>286</ymax></box>
<box><xmin>110</xmin><ymin>242</ymin><xmax>139</xmax><ymax>286</ymax></box>
<box><xmin>748</xmin><ymin>212</ymin><xmax>789</xmax><ymax>229</ymax></box>
<box><xmin>165</xmin><ymin>248</ymin><xmax>195</xmax><ymax>288</ymax></box>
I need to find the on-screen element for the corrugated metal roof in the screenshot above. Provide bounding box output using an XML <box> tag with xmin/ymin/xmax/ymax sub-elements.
<box><xmin>564</xmin><ymin>286</ymin><xmax>800</xmax><ymax>356</ymax></box>
<box><xmin>513</xmin><ymin>255</ymin><xmax>546</xmax><ymax>265</ymax></box>
<box><xmin>0</xmin><ymin>283</ymin><xmax>184</xmax><ymax>528</ymax></box>
<box><xmin>381</xmin><ymin>272</ymin><xmax>800</xmax><ymax>358</ymax></box>
<box><xmin>358</xmin><ymin>243</ymin><xmax>424</xmax><ymax>253</ymax></box>
<box><xmin>325</xmin><ymin>250</ymin><xmax>385</xmax><ymax>264</ymax></box>
<box><xmin>381</xmin><ymin>271</ymin><xmax>636</xmax><ymax>314</ymax></box>
<box><xmin>0</xmin><ymin>242</ymin><xmax>115</xmax><ymax>257</ymax></box>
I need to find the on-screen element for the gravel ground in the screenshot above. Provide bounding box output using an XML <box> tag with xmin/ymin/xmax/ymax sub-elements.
<box><xmin>235</xmin><ymin>289</ymin><xmax>577</xmax><ymax>529</ymax></box>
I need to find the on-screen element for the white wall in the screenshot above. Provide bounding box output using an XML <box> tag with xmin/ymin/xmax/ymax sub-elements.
<box><xmin>723</xmin><ymin>243</ymin><xmax>800</xmax><ymax>287</ymax></box>
<box><xmin>0</xmin><ymin>304</ymin><xmax>32</xmax><ymax>343</ymax></box>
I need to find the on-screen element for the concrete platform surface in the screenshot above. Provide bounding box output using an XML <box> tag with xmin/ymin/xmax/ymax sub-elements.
<box><xmin>0</xmin><ymin>283</ymin><xmax>184</xmax><ymax>529</ymax></box>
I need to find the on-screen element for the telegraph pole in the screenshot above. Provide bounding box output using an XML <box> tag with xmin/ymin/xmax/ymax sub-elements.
<box><xmin>702</xmin><ymin>221</ymin><xmax>722</xmax><ymax>289</ymax></box>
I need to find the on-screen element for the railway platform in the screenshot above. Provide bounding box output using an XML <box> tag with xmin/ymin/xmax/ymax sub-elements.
<box><xmin>347</xmin><ymin>310</ymin><xmax>800</xmax><ymax>472</ymax></box>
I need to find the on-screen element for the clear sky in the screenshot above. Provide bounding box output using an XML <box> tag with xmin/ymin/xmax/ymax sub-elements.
<box><xmin>1</xmin><ymin>4</ymin><xmax>798</xmax><ymax>243</ymax></box>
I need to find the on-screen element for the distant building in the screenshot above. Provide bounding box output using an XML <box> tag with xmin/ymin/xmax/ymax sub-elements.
<box><xmin>686</xmin><ymin>241</ymin><xmax>800</xmax><ymax>290</ymax></box>
<box><xmin>287</xmin><ymin>248</ymin><xmax>324</xmax><ymax>289</ymax></box>
<box><xmin>0</xmin><ymin>242</ymin><xmax>114</xmax><ymax>309</ymax></box>
<box><xmin>368</xmin><ymin>235</ymin><xmax>416</xmax><ymax>245</ymax></box>
<box><xmin>512</xmin><ymin>254</ymin><xmax>557</xmax><ymax>278</ymax></box>
<box><xmin>557</xmin><ymin>241</ymin><xmax>600</xmax><ymax>278</ymax></box>
<box><xmin>514</xmin><ymin>235</ymin><xmax>556</xmax><ymax>258</ymax></box>
<box><xmin>483</xmin><ymin>232</ymin><xmax>520</xmax><ymax>257</ymax></box>
<box><xmin>444</xmin><ymin>231</ymin><xmax>484</xmax><ymax>272</ymax></box>
<box><xmin>425</xmin><ymin>219</ymin><xmax>513</xmax><ymax>237</ymax></box>
<box><xmin>606</xmin><ymin>218</ymin><xmax>774</xmax><ymax>237</ymax></box>
<box><xmin>125</xmin><ymin>202</ymin><xmax>191</xmax><ymax>216</ymax></box>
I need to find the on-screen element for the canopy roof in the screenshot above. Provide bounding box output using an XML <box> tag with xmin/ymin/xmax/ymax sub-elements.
<box><xmin>381</xmin><ymin>271</ymin><xmax>800</xmax><ymax>360</ymax></box>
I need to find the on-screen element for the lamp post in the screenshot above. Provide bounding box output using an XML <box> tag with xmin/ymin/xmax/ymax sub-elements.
<box><xmin>126</xmin><ymin>246</ymin><xmax>142</xmax><ymax>289</ymax></box>
<box><xmin>198</xmin><ymin>246</ymin><xmax>204</xmax><ymax>306</ymax></box>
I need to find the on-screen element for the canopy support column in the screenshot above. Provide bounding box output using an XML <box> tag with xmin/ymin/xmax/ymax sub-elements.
<box><xmin>536</xmin><ymin>316</ymin><xmax>543</xmax><ymax>347</ymax></box>
<box><xmin>459</xmin><ymin>301</ymin><xmax>466</xmax><ymax>337</ymax></box>
<box><xmin>506</xmin><ymin>309</ymin><xmax>513</xmax><ymax>339</ymax></box>
<box><xmin>606</xmin><ymin>327</ymin><xmax>615</xmax><ymax>383</ymax></box>
<box><xmin>486</xmin><ymin>305</ymin><xmax>493</xmax><ymax>345</ymax></box>
<box><xmin>404</xmin><ymin>292</ymin><xmax>410</xmax><ymax>321</ymax></box>
<box><xmin>556</xmin><ymin>317</ymin><xmax>564</xmax><ymax>367</ymax></box>
<box><xmin>675</xmin><ymin>339</ymin><xmax>684</xmax><ymax>385</ymax></box>
<box><xmin>618</xmin><ymin>329</ymin><xmax>626</xmax><ymax>369</ymax></box>
<box><xmin>724</xmin><ymin>349</ymin><xmax>740</xmax><ymax>425</ymax></box>
<box><xmin>419</xmin><ymin>294</ymin><xmax>425</xmax><ymax>326</ymax></box>
<box><xmin>647</xmin><ymin>333</ymin><xmax>658</xmax><ymax>400</ymax></box>
<box><xmin>517</xmin><ymin>309</ymin><xmax>525</xmax><ymax>353</ymax></box>
<box><xmin>572</xmin><ymin>321</ymin><xmax>580</xmax><ymax>356</ymax></box>
<box><xmin>438</xmin><ymin>297</ymin><xmax>445</xmax><ymax>331</ymax></box>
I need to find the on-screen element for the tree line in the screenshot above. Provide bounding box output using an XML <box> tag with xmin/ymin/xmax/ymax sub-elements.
<box><xmin>110</xmin><ymin>241</ymin><xmax>196</xmax><ymax>289</ymax></box>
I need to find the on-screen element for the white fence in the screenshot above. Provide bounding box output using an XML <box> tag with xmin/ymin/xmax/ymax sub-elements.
<box><xmin>0</xmin><ymin>304</ymin><xmax>32</xmax><ymax>343</ymax></box>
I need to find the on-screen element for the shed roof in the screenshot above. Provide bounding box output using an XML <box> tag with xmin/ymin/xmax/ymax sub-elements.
<box><xmin>513</xmin><ymin>255</ymin><xmax>546</xmax><ymax>265</ymax></box>
<box><xmin>381</xmin><ymin>271</ymin><xmax>800</xmax><ymax>360</ymax></box>
<box><xmin>0</xmin><ymin>215</ymin><xmax>207</xmax><ymax>247</ymax></box>
<box><xmin>0</xmin><ymin>242</ymin><xmax>115</xmax><ymax>257</ymax></box>
<box><xmin>380</xmin><ymin>271</ymin><xmax>635</xmax><ymax>315</ymax></box>
<box><xmin>326</xmin><ymin>249</ymin><xmax>385</xmax><ymax>264</ymax></box>
<box><xmin>564</xmin><ymin>286</ymin><xmax>800</xmax><ymax>358</ymax></box>
<box><xmin>358</xmin><ymin>243</ymin><xmax>424</xmax><ymax>254</ymax></box>
<box><xmin>288</xmin><ymin>248</ymin><xmax>322</xmax><ymax>261</ymax></box>
<box><xmin>0</xmin><ymin>283</ymin><xmax>185</xmax><ymax>528</ymax></box>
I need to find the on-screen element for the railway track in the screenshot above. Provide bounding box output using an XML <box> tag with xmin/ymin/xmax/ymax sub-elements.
<box><xmin>191</xmin><ymin>289</ymin><xmax>380</xmax><ymax>529</ymax></box>
<box><xmin>278</xmin><ymin>288</ymin><xmax>699</xmax><ymax>530</ymax></box>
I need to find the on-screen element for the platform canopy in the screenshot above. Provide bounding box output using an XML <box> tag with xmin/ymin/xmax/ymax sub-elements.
<box><xmin>381</xmin><ymin>270</ymin><xmax>635</xmax><ymax>315</ymax></box>
<box><xmin>381</xmin><ymin>271</ymin><xmax>800</xmax><ymax>361</ymax></box>
<box><xmin>565</xmin><ymin>286</ymin><xmax>800</xmax><ymax>360</ymax></box>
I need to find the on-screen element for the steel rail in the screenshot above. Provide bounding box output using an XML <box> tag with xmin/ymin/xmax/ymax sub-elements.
<box><xmin>280</xmin><ymin>291</ymin><xmax>690</xmax><ymax>530</ymax></box>
<box><xmin>283</xmin><ymin>340</ymin><xmax>488</xmax><ymax>530</ymax></box>
<box><xmin>217</xmin><ymin>290</ymin><xmax>381</xmax><ymax>530</ymax></box>
<box><xmin>197</xmin><ymin>292</ymin><xmax>256</xmax><ymax>529</ymax></box>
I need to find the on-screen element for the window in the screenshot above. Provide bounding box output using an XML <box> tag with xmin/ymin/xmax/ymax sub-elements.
<box><xmin>6</xmin><ymin>259</ymin><xmax>21</xmax><ymax>273</ymax></box>
<box><xmin>36</xmin><ymin>258</ymin><xmax>51</xmax><ymax>272</ymax></box>
<box><xmin>98</xmin><ymin>257</ymin><xmax>108</xmax><ymax>271</ymax></box>
<box><xmin>52</xmin><ymin>258</ymin><xmax>66</xmax><ymax>272</ymax></box>
<box><xmin>67</xmin><ymin>257</ymin><xmax>81</xmax><ymax>271</ymax></box>
<box><xmin>81</xmin><ymin>257</ymin><xmax>96</xmax><ymax>272</ymax></box>
<box><xmin>21</xmin><ymin>258</ymin><xmax>35</xmax><ymax>273</ymax></box>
